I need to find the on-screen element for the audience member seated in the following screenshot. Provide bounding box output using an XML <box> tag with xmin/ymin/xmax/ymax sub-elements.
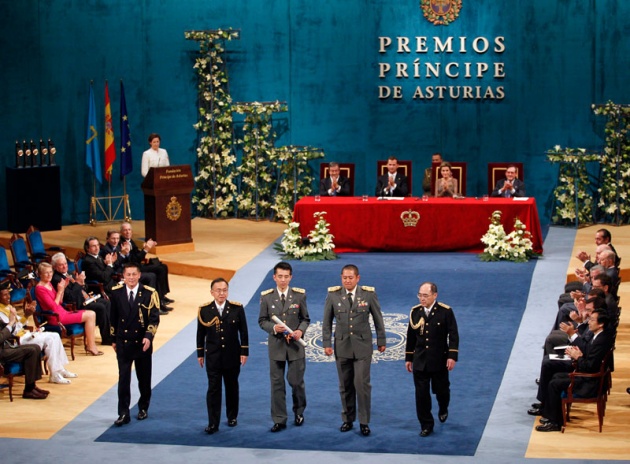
<box><xmin>34</xmin><ymin>262</ymin><xmax>103</xmax><ymax>356</ymax></box>
<box><xmin>0</xmin><ymin>282</ymin><xmax>76</xmax><ymax>384</ymax></box>
<box><xmin>575</xmin><ymin>228</ymin><xmax>620</xmax><ymax>270</ymax></box>
<box><xmin>100</xmin><ymin>229</ymin><xmax>131</xmax><ymax>273</ymax></box>
<box><xmin>422</xmin><ymin>152</ymin><xmax>442</xmax><ymax>195</ymax></box>
<box><xmin>50</xmin><ymin>252</ymin><xmax>113</xmax><ymax>345</ymax></box>
<box><xmin>375</xmin><ymin>155</ymin><xmax>408</xmax><ymax>197</ymax></box>
<box><xmin>82</xmin><ymin>236</ymin><xmax>118</xmax><ymax>294</ymax></box>
<box><xmin>120</xmin><ymin>222</ymin><xmax>173</xmax><ymax>313</ymax></box>
<box><xmin>435</xmin><ymin>162</ymin><xmax>459</xmax><ymax>197</ymax></box>
<box><xmin>0</xmin><ymin>317</ymin><xmax>49</xmax><ymax>399</ymax></box>
<box><xmin>490</xmin><ymin>164</ymin><xmax>526</xmax><ymax>197</ymax></box>
<box><xmin>533</xmin><ymin>309</ymin><xmax>614</xmax><ymax>432</ymax></box>
<box><xmin>319</xmin><ymin>161</ymin><xmax>351</xmax><ymax>197</ymax></box>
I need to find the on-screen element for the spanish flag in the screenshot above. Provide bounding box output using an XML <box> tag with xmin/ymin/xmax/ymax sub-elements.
<box><xmin>104</xmin><ymin>81</ymin><xmax>116</xmax><ymax>182</ymax></box>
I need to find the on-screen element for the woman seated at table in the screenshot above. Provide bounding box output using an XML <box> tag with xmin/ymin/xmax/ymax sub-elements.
<box><xmin>35</xmin><ymin>262</ymin><xmax>103</xmax><ymax>356</ymax></box>
<box><xmin>435</xmin><ymin>162</ymin><xmax>459</xmax><ymax>197</ymax></box>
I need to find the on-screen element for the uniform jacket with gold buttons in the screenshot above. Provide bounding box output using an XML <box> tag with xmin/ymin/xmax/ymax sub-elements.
<box><xmin>110</xmin><ymin>283</ymin><xmax>160</xmax><ymax>355</ymax></box>
<box><xmin>322</xmin><ymin>285</ymin><xmax>386</xmax><ymax>360</ymax></box>
<box><xmin>258</xmin><ymin>287</ymin><xmax>309</xmax><ymax>362</ymax></box>
<box><xmin>405</xmin><ymin>301</ymin><xmax>459</xmax><ymax>372</ymax></box>
<box><xmin>197</xmin><ymin>300</ymin><xmax>249</xmax><ymax>369</ymax></box>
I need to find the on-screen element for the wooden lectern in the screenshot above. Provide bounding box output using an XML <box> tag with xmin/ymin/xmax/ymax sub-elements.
<box><xmin>141</xmin><ymin>165</ymin><xmax>195</xmax><ymax>248</ymax></box>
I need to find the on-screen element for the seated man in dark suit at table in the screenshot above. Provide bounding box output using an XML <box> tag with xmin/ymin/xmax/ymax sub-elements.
<box><xmin>319</xmin><ymin>162</ymin><xmax>351</xmax><ymax>196</ymax></box>
<box><xmin>375</xmin><ymin>156</ymin><xmax>408</xmax><ymax>197</ymax></box>
<box><xmin>491</xmin><ymin>165</ymin><xmax>526</xmax><ymax>197</ymax></box>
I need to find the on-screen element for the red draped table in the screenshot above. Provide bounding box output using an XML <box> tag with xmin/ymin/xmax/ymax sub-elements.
<box><xmin>293</xmin><ymin>196</ymin><xmax>543</xmax><ymax>253</ymax></box>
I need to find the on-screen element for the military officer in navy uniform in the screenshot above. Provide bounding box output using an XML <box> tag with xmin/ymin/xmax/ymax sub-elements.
<box><xmin>110</xmin><ymin>262</ymin><xmax>160</xmax><ymax>426</ymax></box>
<box><xmin>405</xmin><ymin>282</ymin><xmax>459</xmax><ymax>437</ymax></box>
<box><xmin>258</xmin><ymin>262</ymin><xmax>310</xmax><ymax>432</ymax></box>
<box><xmin>197</xmin><ymin>277</ymin><xmax>249</xmax><ymax>434</ymax></box>
<box><xmin>323</xmin><ymin>264</ymin><xmax>386</xmax><ymax>437</ymax></box>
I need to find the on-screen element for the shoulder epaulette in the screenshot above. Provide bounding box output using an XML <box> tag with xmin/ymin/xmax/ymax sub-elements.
<box><xmin>328</xmin><ymin>286</ymin><xmax>342</xmax><ymax>292</ymax></box>
<box><xmin>112</xmin><ymin>283</ymin><xmax>124</xmax><ymax>290</ymax></box>
<box><xmin>143</xmin><ymin>284</ymin><xmax>156</xmax><ymax>292</ymax></box>
<box><xmin>229</xmin><ymin>300</ymin><xmax>243</xmax><ymax>307</ymax></box>
<box><xmin>438</xmin><ymin>302</ymin><xmax>452</xmax><ymax>310</ymax></box>
<box><xmin>292</xmin><ymin>287</ymin><xmax>305</xmax><ymax>294</ymax></box>
<box><xmin>260</xmin><ymin>288</ymin><xmax>274</xmax><ymax>296</ymax></box>
<box><xmin>361</xmin><ymin>285</ymin><xmax>375</xmax><ymax>292</ymax></box>
<box><xmin>199</xmin><ymin>301</ymin><xmax>213</xmax><ymax>309</ymax></box>
<box><xmin>411</xmin><ymin>303</ymin><xmax>423</xmax><ymax>310</ymax></box>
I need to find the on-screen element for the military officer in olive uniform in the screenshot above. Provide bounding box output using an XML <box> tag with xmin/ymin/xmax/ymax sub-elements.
<box><xmin>110</xmin><ymin>262</ymin><xmax>161</xmax><ymax>426</ymax></box>
<box><xmin>197</xmin><ymin>277</ymin><xmax>249</xmax><ymax>434</ymax></box>
<box><xmin>258</xmin><ymin>262</ymin><xmax>310</xmax><ymax>432</ymax></box>
<box><xmin>322</xmin><ymin>264</ymin><xmax>386</xmax><ymax>437</ymax></box>
<box><xmin>405</xmin><ymin>282</ymin><xmax>459</xmax><ymax>437</ymax></box>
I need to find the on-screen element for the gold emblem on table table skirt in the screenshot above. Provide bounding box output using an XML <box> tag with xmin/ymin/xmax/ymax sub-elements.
<box><xmin>401</xmin><ymin>209</ymin><xmax>420</xmax><ymax>227</ymax></box>
<box><xmin>166</xmin><ymin>196</ymin><xmax>182</xmax><ymax>221</ymax></box>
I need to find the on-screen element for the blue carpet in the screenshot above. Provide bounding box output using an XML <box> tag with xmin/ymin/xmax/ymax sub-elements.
<box><xmin>96</xmin><ymin>253</ymin><xmax>536</xmax><ymax>455</ymax></box>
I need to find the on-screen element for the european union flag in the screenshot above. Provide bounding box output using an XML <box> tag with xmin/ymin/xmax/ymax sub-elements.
<box><xmin>120</xmin><ymin>80</ymin><xmax>133</xmax><ymax>179</ymax></box>
<box><xmin>86</xmin><ymin>83</ymin><xmax>102</xmax><ymax>183</ymax></box>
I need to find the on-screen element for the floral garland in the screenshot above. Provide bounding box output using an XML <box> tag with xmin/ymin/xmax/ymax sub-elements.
<box><xmin>479</xmin><ymin>210</ymin><xmax>538</xmax><ymax>263</ymax></box>
<box><xmin>592</xmin><ymin>101</ymin><xmax>630</xmax><ymax>222</ymax></box>
<box><xmin>185</xmin><ymin>29</ymin><xmax>240</xmax><ymax>218</ymax></box>
<box><xmin>232</xmin><ymin>101</ymin><xmax>288</xmax><ymax>218</ymax></box>
<box><xmin>275</xmin><ymin>212</ymin><xmax>337</xmax><ymax>261</ymax></box>
<box><xmin>546</xmin><ymin>146</ymin><xmax>600</xmax><ymax>225</ymax></box>
<box><xmin>273</xmin><ymin>145</ymin><xmax>325</xmax><ymax>222</ymax></box>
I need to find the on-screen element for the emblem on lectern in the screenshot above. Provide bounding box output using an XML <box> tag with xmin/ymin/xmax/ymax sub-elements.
<box><xmin>421</xmin><ymin>0</ymin><xmax>462</xmax><ymax>26</ymax></box>
<box><xmin>166</xmin><ymin>196</ymin><xmax>182</xmax><ymax>221</ymax></box>
<box><xmin>400</xmin><ymin>210</ymin><xmax>420</xmax><ymax>227</ymax></box>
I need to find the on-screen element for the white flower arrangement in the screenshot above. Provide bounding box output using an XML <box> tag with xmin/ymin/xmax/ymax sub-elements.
<box><xmin>479</xmin><ymin>210</ymin><xmax>539</xmax><ymax>263</ymax></box>
<box><xmin>275</xmin><ymin>212</ymin><xmax>337</xmax><ymax>261</ymax></box>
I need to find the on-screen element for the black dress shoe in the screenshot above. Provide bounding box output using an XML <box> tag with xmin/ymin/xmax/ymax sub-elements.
<box><xmin>228</xmin><ymin>419</ymin><xmax>238</xmax><ymax>427</ymax></box>
<box><xmin>205</xmin><ymin>424</ymin><xmax>219</xmax><ymax>434</ymax></box>
<box><xmin>271</xmin><ymin>423</ymin><xmax>287</xmax><ymax>432</ymax></box>
<box><xmin>22</xmin><ymin>390</ymin><xmax>47</xmax><ymax>400</ymax></box>
<box><xmin>360</xmin><ymin>424</ymin><xmax>370</xmax><ymax>436</ymax></box>
<box><xmin>438</xmin><ymin>409</ymin><xmax>448</xmax><ymax>423</ymax></box>
<box><xmin>420</xmin><ymin>427</ymin><xmax>433</xmax><ymax>437</ymax></box>
<box><xmin>161</xmin><ymin>304</ymin><xmax>174</xmax><ymax>312</ymax></box>
<box><xmin>163</xmin><ymin>297</ymin><xmax>175</xmax><ymax>304</ymax></box>
<box><xmin>539</xmin><ymin>417</ymin><xmax>550</xmax><ymax>424</ymax></box>
<box><xmin>114</xmin><ymin>415</ymin><xmax>130</xmax><ymax>426</ymax></box>
<box><xmin>137</xmin><ymin>410</ymin><xmax>148</xmax><ymax>421</ymax></box>
<box><xmin>527</xmin><ymin>407</ymin><xmax>543</xmax><ymax>416</ymax></box>
<box><xmin>159</xmin><ymin>309</ymin><xmax>170</xmax><ymax>315</ymax></box>
<box><xmin>535</xmin><ymin>422</ymin><xmax>561</xmax><ymax>432</ymax></box>
<box><xmin>340</xmin><ymin>421</ymin><xmax>353</xmax><ymax>432</ymax></box>
<box><xmin>294</xmin><ymin>414</ymin><xmax>304</xmax><ymax>426</ymax></box>
<box><xmin>531</xmin><ymin>402</ymin><xmax>542</xmax><ymax>409</ymax></box>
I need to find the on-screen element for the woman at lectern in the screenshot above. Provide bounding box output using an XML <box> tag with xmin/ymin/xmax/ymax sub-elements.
<box><xmin>435</xmin><ymin>162</ymin><xmax>459</xmax><ymax>197</ymax></box>
<box><xmin>141</xmin><ymin>133</ymin><xmax>170</xmax><ymax>177</ymax></box>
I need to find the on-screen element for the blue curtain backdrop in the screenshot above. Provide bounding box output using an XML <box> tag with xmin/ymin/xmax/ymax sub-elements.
<box><xmin>1</xmin><ymin>0</ymin><xmax>628</xmax><ymax>228</ymax></box>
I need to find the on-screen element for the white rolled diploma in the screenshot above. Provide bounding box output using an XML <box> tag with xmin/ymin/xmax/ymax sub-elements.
<box><xmin>271</xmin><ymin>315</ymin><xmax>307</xmax><ymax>347</ymax></box>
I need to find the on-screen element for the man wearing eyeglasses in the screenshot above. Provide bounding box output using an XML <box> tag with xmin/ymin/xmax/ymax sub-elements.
<box><xmin>405</xmin><ymin>282</ymin><xmax>459</xmax><ymax>437</ymax></box>
<box><xmin>197</xmin><ymin>277</ymin><xmax>249</xmax><ymax>435</ymax></box>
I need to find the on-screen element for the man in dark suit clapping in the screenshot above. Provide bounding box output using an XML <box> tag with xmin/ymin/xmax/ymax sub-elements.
<box><xmin>375</xmin><ymin>155</ymin><xmax>408</xmax><ymax>197</ymax></box>
<box><xmin>491</xmin><ymin>165</ymin><xmax>526</xmax><ymax>197</ymax></box>
<box><xmin>319</xmin><ymin>162</ymin><xmax>351</xmax><ymax>196</ymax></box>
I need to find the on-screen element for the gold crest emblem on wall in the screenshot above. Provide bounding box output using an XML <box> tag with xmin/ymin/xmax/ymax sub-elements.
<box><xmin>166</xmin><ymin>196</ymin><xmax>182</xmax><ymax>221</ymax></box>
<box><xmin>420</xmin><ymin>0</ymin><xmax>462</xmax><ymax>26</ymax></box>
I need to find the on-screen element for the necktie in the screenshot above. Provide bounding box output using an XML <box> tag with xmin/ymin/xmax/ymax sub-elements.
<box><xmin>128</xmin><ymin>291</ymin><xmax>135</xmax><ymax>308</ymax></box>
<box><xmin>424</xmin><ymin>307</ymin><xmax>430</xmax><ymax>317</ymax></box>
<box><xmin>217</xmin><ymin>305</ymin><xmax>223</xmax><ymax>316</ymax></box>
<box><xmin>347</xmin><ymin>292</ymin><xmax>353</xmax><ymax>307</ymax></box>
<box><xmin>281</xmin><ymin>293</ymin><xmax>286</xmax><ymax>305</ymax></box>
